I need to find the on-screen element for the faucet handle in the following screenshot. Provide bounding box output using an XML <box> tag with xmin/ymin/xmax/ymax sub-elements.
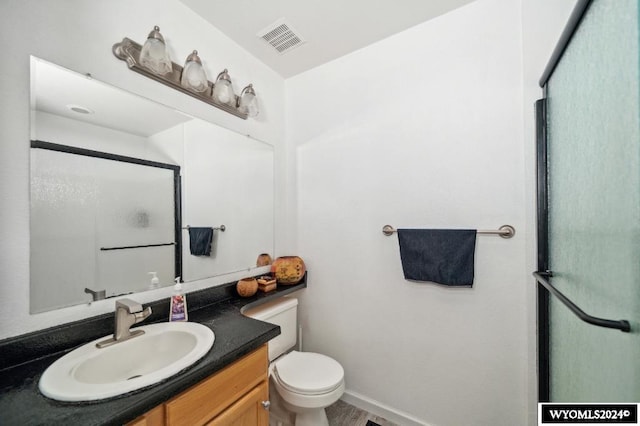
<box><xmin>134</xmin><ymin>306</ymin><xmax>153</xmax><ymax>323</ymax></box>
<box><xmin>116</xmin><ymin>298</ymin><xmax>143</xmax><ymax>313</ymax></box>
<box><xmin>84</xmin><ymin>287</ymin><xmax>106</xmax><ymax>301</ymax></box>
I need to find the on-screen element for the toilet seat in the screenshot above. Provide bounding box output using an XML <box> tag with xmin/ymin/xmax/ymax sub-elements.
<box><xmin>273</xmin><ymin>351</ymin><xmax>344</xmax><ymax>396</ymax></box>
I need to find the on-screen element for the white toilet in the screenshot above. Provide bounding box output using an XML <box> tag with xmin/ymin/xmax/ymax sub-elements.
<box><xmin>244</xmin><ymin>297</ymin><xmax>345</xmax><ymax>426</ymax></box>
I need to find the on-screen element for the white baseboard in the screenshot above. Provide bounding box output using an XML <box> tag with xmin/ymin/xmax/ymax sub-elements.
<box><xmin>341</xmin><ymin>390</ymin><xmax>434</xmax><ymax>426</ymax></box>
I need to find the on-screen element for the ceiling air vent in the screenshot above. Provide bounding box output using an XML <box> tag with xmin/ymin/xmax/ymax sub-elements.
<box><xmin>257</xmin><ymin>18</ymin><xmax>306</xmax><ymax>54</ymax></box>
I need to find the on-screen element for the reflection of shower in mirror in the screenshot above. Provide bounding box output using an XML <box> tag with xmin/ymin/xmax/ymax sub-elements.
<box><xmin>29</xmin><ymin>57</ymin><xmax>275</xmax><ymax>314</ymax></box>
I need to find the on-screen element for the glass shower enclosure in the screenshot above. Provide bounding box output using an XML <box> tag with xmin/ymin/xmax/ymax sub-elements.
<box><xmin>535</xmin><ymin>0</ymin><xmax>640</xmax><ymax>402</ymax></box>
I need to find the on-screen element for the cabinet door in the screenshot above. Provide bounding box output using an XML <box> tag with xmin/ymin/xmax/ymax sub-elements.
<box><xmin>206</xmin><ymin>382</ymin><xmax>269</xmax><ymax>426</ymax></box>
<box><xmin>166</xmin><ymin>345</ymin><xmax>267</xmax><ymax>425</ymax></box>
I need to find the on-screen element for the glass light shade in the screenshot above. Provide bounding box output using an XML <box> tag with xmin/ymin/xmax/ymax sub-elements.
<box><xmin>238</xmin><ymin>84</ymin><xmax>259</xmax><ymax>117</ymax></box>
<box><xmin>139</xmin><ymin>26</ymin><xmax>172</xmax><ymax>76</ymax></box>
<box><xmin>212</xmin><ymin>69</ymin><xmax>235</xmax><ymax>106</ymax></box>
<box><xmin>180</xmin><ymin>50</ymin><xmax>208</xmax><ymax>92</ymax></box>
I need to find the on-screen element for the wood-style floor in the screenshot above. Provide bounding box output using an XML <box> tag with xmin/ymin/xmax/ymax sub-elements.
<box><xmin>268</xmin><ymin>388</ymin><xmax>397</xmax><ymax>426</ymax></box>
<box><xmin>326</xmin><ymin>400</ymin><xmax>398</xmax><ymax>426</ymax></box>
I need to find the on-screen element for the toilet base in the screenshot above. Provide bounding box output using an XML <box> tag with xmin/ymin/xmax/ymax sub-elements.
<box><xmin>281</xmin><ymin>400</ymin><xmax>329</xmax><ymax>426</ymax></box>
<box><xmin>268</xmin><ymin>385</ymin><xmax>295</xmax><ymax>426</ymax></box>
<box><xmin>267</xmin><ymin>388</ymin><xmax>330</xmax><ymax>426</ymax></box>
<box><xmin>270</xmin><ymin>370</ymin><xmax>344</xmax><ymax>426</ymax></box>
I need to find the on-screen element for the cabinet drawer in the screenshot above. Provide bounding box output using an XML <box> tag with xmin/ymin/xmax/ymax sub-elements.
<box><xmin>165</xmin><ymin>345</ymin><xmax>268</xmax><ymax>426</ymax></box>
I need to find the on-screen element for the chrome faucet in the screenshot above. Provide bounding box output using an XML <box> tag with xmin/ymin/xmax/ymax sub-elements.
<box><xmin>84</xmin><ymin>287</ymin><xmax>106</xmax><ymax>301</ymax></box>
<box><xmin>96</xmin><ymin>298</ymin><xmax>152</xmax><ymax>348</ymax></box>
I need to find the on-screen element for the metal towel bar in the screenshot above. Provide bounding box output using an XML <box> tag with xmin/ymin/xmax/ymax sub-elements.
<box><xmin>182</xmin><ymin>225</ymin><xmax>226</xmax><ymax>232</ymax></box>
<box><xmin>382</xmin><ymin>224</ymin><xmax>515</xmax><ymax>238</ymax></box>
<box><xmin>100</xmin><ymin>242</ymin><xmax>175</xmax><ymax>251</ymax></box>
<box><xmin>533</xmin><ymin>271</ymin><xmax>631</xmax><ymax>332</ymax></box>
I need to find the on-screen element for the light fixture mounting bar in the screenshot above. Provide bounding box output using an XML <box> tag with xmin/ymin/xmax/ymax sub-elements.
<box><xmin>112</xmin><ymin>38</ymin><xmax>248</xmax><ymax>120</ymax></box>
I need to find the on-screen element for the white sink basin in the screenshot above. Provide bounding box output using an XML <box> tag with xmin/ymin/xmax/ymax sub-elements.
<box><xmin>39</xmin><ymin>322</ymin><xmax>214</xmax><ymax>402</ymax></box>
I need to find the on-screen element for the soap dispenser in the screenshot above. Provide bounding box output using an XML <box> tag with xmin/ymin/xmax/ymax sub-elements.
<box><xmin>148</xmin><ymin>272</ymin><xmax>160</xmax><ymax>290</ymax></box>
<box><xmin>169</xmin><ymin>277</ymin><xmax>187</xmax><ymax>321</ymax></box>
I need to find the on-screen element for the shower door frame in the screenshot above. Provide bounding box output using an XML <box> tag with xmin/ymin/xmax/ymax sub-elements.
<box><xmin>535</xmin><ymin>97</ymin><xmax>550</xmax><ymax>402</ymax></box>
<box><xmin>30</xmin><ymin>140</ymin><xmax>183</xmax><ymax>282</ymax></box>
<box><xmin>535</xmin><ymin>0</ymin><xmax>593</xmax><ymax>403</ymax></box>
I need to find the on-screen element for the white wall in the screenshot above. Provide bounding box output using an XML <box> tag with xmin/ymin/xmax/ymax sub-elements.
<box><xmin>0</xmin><ymin>0</ymin><xmax>285</xmax><ymax>339</ymax></box>
<box><xmin>34</xmin><ymin>111</ymin><xmax>151</xmax><ymax>157</ymax></box>
<box><xmin>181</xmin><ymin>119</ymin><xmax>274</xmax><ymax>281</ymax></box>
<box><xmin>287</xmin><ymin>0</ymin><xmax>527</xmax><ymax>424</ymax></box>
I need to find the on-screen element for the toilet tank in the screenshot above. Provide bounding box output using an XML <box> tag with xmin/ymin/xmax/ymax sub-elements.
<box><xmin>243</xmin><ymin>297</ymin><xmax>298</xmax><ymax>362</ymax></box>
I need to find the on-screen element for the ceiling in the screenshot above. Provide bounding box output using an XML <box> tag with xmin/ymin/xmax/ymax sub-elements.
<box><xmin>33</xmin><ymin>1</ymin><xmax>480</xmax><ymax>135</ymax></box>
<box><xmin>180</xmin><ymin>0</ymin><xmax>478</xmax><ymax>78</ymax></box>
<box><xmin>33</xmin><ymin>58</ymin><xmax>192</xmax><ymax>137</ymax></box>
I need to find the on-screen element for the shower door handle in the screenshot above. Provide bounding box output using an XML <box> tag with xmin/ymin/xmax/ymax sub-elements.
<box><xmin>533</xmin><ymin>271</ymin><xmax>631</xmax><ymax>332</ymax></box>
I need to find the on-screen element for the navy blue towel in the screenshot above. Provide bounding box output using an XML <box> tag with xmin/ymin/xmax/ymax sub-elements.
<box><xmin>188</xmin><ymin>227</ymin><xmax>214</xmax><ymax>256</ymax></box>
<box><xmin>397</xmin><ymin>229</ymin><xmax>477</xmax><ymax>286</ymax></box>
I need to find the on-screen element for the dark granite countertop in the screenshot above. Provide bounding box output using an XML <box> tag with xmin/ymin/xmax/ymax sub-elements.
<box><xmin>0</xmin><ymin>277</ymin><xmax>306</xmax><ymax>426</ymax></box>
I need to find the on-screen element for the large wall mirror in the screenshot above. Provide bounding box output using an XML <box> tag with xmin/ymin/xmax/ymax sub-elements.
<box><xmin>30</xmin><ymin>57</ymin><xmax>274</xmax><ymax>314</ymax></box>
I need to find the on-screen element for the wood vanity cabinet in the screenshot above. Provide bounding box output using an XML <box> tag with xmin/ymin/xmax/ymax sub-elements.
<box><xmin>127</xmin><ymin>345</ymin><xmax>269</xmax><ymax>426</ymax></box>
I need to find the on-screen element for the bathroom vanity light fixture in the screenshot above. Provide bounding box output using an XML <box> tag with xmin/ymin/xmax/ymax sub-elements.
<box><xmin>238</xmin><ymin>84</ymin><xmax>259</xmax><ymax>117</ymax></box>
<box><xmin>112</xmin><ymin>26</ymin><xmax>258</xmax><ymax>120</ymax></box>
<box><xmin>180</xmin><ymin>50</ymin><xmax>208</xmax><ymax>93</ymax></box>
<box><xmin>212</xmin><ymin>69</ymin><xmax>235</xmax><ymax>106</ymax></box>
<box><xmin>139</xmin><ymin>26</ymin><xmax>172</xmax><ymax>76</ymax></box>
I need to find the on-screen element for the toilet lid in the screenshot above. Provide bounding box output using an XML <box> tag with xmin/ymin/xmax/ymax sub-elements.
<box><xmin>274</xmin><ymin>351</ymin><xmax>344</xmax><ymax>395</ymax></box>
